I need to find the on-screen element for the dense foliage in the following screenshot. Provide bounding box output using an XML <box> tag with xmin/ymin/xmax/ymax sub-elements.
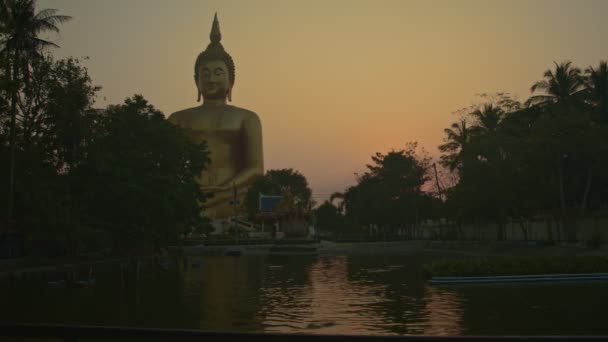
<box><xmin>440</xmin><ymin>62</ymin><xmax>608</xmax><ymax>241</ymax></box>
<box><xmin>244</xmin><ymin>168</ymin><xmax>313</xmax><ymax>220</ymax></box>
<box><xmin>317</xmin><ymin>61</ymin><xmax>608</xmax><ymax>241</ymax></box>
<box><xmin>4</xmin><ymin>1</ymin><xmax>608</xmax><ymax>253</ymax></box>
<box><xmin>1</xmin><ymin>0</ymin><xmax>210</xmax><ymax>255</ymax></box>
<box><xmin>321</xmin><ymin>143</ymin><xmax>442</xmax><ymax>236</ymax></box>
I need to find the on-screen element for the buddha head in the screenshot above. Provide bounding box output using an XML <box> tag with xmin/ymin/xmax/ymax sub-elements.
<box><xmin>195</xmin><ymin>13</ymin><xmax>236</xmax><ymax>103</ymax></box>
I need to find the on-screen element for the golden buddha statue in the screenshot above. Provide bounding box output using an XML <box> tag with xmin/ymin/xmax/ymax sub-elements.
<box><xmin>168</xmin><ymin>14</ymin><xmax>264</xmax><ymax>221</ymax></box>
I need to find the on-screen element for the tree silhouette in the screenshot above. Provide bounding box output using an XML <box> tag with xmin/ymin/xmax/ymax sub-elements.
<box><xmin>439</xmin><ymin>119</ymin><xmax>471</xmax><ymax>174</ymax></box>
<box><xmin>0</xmin><ymin>0</ymin><xmax>70</xmax><ymax>221</ymax></box>
<box><xmin>525</xmin><ymin>61</ymin><xmax>585</xmax><ymax>108</ymax></box>
<box><xmin>584</xmin><ymin>60</ymin><xmax>608</xmax><ymax>123</ymax></box>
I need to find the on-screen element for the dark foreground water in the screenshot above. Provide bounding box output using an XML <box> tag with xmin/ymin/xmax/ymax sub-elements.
<box><xmin>2</xmin><ymin>254</ymin><xmax>608</xmax><ymax>336</ymax></box>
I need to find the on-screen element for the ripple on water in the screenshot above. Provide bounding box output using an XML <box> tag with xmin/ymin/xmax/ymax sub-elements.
<box><xmin>258</xmin><ymin>256</ymin><xmax>466</xmax><ymax>336</ymax></box>
<box><xmin>7</xmin><ymin>256</ymin><xmax>608</xmax><ymax>335</ymax></box>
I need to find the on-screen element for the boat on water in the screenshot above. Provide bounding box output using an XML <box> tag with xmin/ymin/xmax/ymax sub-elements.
<box><xmin>430</xmin><ymin>272</ymin><xmax>608</xmax><ymax>285</ymax></box>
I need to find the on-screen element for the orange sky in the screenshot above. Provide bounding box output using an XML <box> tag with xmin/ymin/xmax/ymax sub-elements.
<box><xmin>39</xmin><ymin>0</ymin><xmax>608</xmax><ymax>202</ymax></box>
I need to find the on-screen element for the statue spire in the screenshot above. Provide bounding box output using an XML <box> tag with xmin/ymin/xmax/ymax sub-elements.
<box><xmin>195</xmin><ymin>12</ymin><xmax>236</xmax><ymax>101</ymax></box>
<box><xmin>210</xmin><ymin>12</ymin><xmax>221</xmax><ymax>44</ymax></box>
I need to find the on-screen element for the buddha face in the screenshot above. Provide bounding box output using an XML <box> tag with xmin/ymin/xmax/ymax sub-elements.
<box><xmin>196</xmin><ymin>59</ymin><xmax>232</xmax><ymax>101</ymax></box>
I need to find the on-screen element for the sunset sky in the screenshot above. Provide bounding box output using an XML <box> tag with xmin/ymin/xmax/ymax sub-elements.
<box><xmin>39</xmin><ymin>0</ymin><xmax>608</xmax><ymax>202</ymax></box>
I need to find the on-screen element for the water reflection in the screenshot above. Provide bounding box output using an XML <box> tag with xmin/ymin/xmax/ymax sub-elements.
<box><xmin>182</xmin><ymin>256</ymin><xmax>267</xmax><ymax>332</ymax></box>
<box><xmin>0</xmin><ymin>260</ymin><xmax>201</xmax><ymax>328</ymax></box>
<box><xmin>3</xmin><ymin>255</ymin><xmax>608</xmax><ymax>336</ymax></box>
<box><xmin>421</xmin><ymin>286</ymin><xmax>464</xmax><ymax>336</ymax></box>
<box><xmin>259</xmin><ymin>255</ymin><xmax>465</xmax><ymax>335</ymax></box>
<box><xmin>257</xmin><ymin>255</ymin><xmax>316</xmax><ymax>331</ymax></box>
<box><xmin>261</xmin><ymin>256</ymin><xmax>389</xmax><ymax>334</ymax></box>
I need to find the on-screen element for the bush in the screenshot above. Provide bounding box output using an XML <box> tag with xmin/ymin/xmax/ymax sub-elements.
<box><xmin>423</xmin><ymin>256</ymin><xmax>608</xmax><ymax>278</ymax></box>
<box><xmin>586</xmin><ymin>231</ymin><xmax>604</xmax><ymax>250</ymax></box>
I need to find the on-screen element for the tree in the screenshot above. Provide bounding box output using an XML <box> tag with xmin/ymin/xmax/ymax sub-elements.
<box><xmin>0</xmin><ymin>0</ymin><xmax>70</xmax><ymax>221</ymax></box>
<box><xmin>470</xmin><ymin>104</ymin><xmax>503</xmax><ymax>135</ymax></box>
<box><xmin>442</xmin><ymin>97</ymin><xmax>544</xmax><ymax>239</ymax></box>
<box><xmin>366</xmin><ymin>143</ymin><xmax>430</xmax><ymax>196</ymax></box>
<box><xmin>43</xmin><ymin>57</ymin><xmax>101</xmax><ymax>171</ymax></box>
<box><xmin>244</xmin><ymin>168</ymin><xmax>313</xmax><ymax>220</ymax></box>
<box><xmin>314</xmin><ymin>201</ymin><xmax>346</xmax><ymax>236</ymax></box>
<box><xmin>439</xmin><ymin>64</ymin><xmax>608</xmax><ymax>241</ymax></box>
<box><xmin>0</xmin><ymin>56</ymin><xmax>101</xmax><ymax>253</ymax></box>
<box><xmin>522</xmin><ymin>61</ymin><xmax>608</xmax><ymax>241</ymax></box>
<box><xmin>438</xmin><ymin>119</ymin><xmax>471</xmax><ymax>174</ymax></box>
<box><xmin>329</xmin><ymin>191</ymin><xmax>345</xmax><ymax>213</ymax></box>
<box><xmin>584</xmin><ymin>60</ymin><xmax>608</xmax><ymax>123</ymax></box>
<box><xmin>341</xmin><ymin>143</ymin><xmax>433</xmax><ymax>236</ymax></box>
<box><xmin>525</xmin><ymin>61</ymin><xmax>585</xmax><ymax>108</ymax></box>
<box><xmin>0</xmin><ymin>55</ymin><xmax>100</xmax><ymax>168</ymax></box>
<box><xmin>467</xmin><ymin>104</ymin><xmax>508</xmax><ymax>166</ymax></box>
<box><xmin>72</xmin><ymin>95</ymin><xmax>211</xmax><ymax>251</ymax></box>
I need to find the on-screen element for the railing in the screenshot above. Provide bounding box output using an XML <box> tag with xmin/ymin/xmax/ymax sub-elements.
<box><xmin>0</xmin><ymin>323</ymin><xmax>605</xmax><ymax>342</ymax></box>
<box><xmin>325</xmin><ymin>235</ymin><xmax>415</xmax><ymax>243</ymax></box>
<box><xmin>183</xmin><ymin>238</ymin><xmax>318</xmax><ymax>246</ymax></box>
<box><xmin>227</xmin><ymin>217</ymin><xmax>263</xmax><ymax>231</ymax></box>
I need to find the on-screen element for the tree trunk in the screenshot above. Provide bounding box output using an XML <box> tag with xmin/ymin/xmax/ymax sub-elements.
<box><xmin>497</xmin><ymin>222</ymin><xmax>505</xmax><ymax>241</ymax></box>
<box><xmin>554</xmin><ymin>216</ymin><xmax>562</xmax><ymax>242</ymax></box>
<box><xmin>457</xmin><ymin>223</ymin><xmax>463</xmax><ymax>241</ymax></box>
<box><xmin>566</xmin><ymin>216</ymin><xmax>577</xmax><ymax>242</ymax></box>
<box><xmin>7</xmin><ymin>51</ymin><xmax>19</xmax><ymax>223</ymax></box>
<box><xmin>557</xmin><ymin>164</ymin><xmax>577</xmax><ymax>242</ymax></box>
<box><xmin>20</xmin><ymin>59</ymin><xmax>31</xmax><ymax>150</ymax></box>
<box><xmin>433</xmin><ymin>163</ymin><xmax>443</xmax><ymax>201</ymax></box>
<box><xmin>581</xmin><ymin>167</ymin><xmax>592</xmax><ymax>210</ymax></box>
<box><xmin>519</xmin><ymin>220</ymin><xmax>528</xmax><ymax>241</ymax></box>
<box><xmin>558</xmin><ymin>163</ymin><xmax>566</xmax><ymax>211</ymax></box>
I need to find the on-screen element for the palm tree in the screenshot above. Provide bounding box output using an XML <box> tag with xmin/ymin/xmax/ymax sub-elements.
<box><xmin>468</xmin><ymin>104</ymin><xmax>507</xmax><ymax>163</ymax></box>
<box><xmin>584</xmin><ymin>60</ymin><xmax>608</xmax><ymax>123</ymax></box>
<box><xmin>438</xmin><ymin>119</ymin><xmax>471</xmax><ymax>174</ymax></box>
<box><xmin>525</xmin><ymin>61</ymin><xmax>585</xmax><ymax>108</ymax></box>
<box><xmin>470</xmin><ymin>104</ymin><xmax>503</xmax><ymax>134</ymax></box>
<box><xmin>329</xmin><ymin>191</ymin><xmax>345</xmax><ymax>213</ymax></box>
<box><xmin>0</xmin><ymin>0</ymin><xmax>70</xmax><ymax>221</ymax></box>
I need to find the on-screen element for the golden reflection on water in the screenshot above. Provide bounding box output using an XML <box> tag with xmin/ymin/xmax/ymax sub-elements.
<box><xmin>182</xmin><ymin>256</ymin><xmax>266</xmax><ymax>332</ymax></box>
<box><xmin>259</xmin><ymin>256</ymin><xmax>465</xmax><ymax>336</ymax></box>
<box><xmin>4</xmin><ymin>256</ymin><xmax>608</xmax><ymax>335</ymax></box>
<box><xmin>421</xmin><ymin>286</ymin><xmax>464</xmax><ymax>336</ymax></box>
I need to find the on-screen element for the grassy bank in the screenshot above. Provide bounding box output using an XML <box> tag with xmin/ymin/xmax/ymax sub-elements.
<box><xmin>423</xmin><ymin>256</ymin><xmax>608</xmax><ymax>278</ymax></box>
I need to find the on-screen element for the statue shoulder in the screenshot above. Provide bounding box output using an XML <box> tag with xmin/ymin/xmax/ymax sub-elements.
<box><xmin>226</xmin><ymin>105</ymin><xmax>261</xmax><ymax>123</ymax></box>
<box><xmin>167</xmin><ymin>106</ymin><xmax>200</xmax><ymax>125</ymax></box>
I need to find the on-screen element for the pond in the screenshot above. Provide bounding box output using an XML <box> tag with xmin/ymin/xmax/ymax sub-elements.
<box><xmin>2</xmin><ymin>254</ymin><xmax>608</xmax><ymax>336</ymax></box>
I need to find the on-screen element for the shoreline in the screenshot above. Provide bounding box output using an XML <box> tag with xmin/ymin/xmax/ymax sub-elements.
<box><xmin>1</xmin><ymin>240</ymin><xmax>607</xmax><ymax>278</ymax></box>
<box><xmin>183</xmin><ymin>239</ymin><xmax>608</xmax><ymax>257</ymax></box>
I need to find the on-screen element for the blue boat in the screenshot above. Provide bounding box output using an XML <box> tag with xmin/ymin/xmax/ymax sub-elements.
<box><xmin>430</xmin><ymin>272</ymin><xmax>608</xmax><ymax>285</ymax></box>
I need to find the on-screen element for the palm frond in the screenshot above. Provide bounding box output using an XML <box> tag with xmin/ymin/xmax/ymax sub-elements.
<box><xmin>530</xmin><ymin>80</ymin><xmax>549</xmax><ymax>93</ymax></box>
<box><xmin>543</xmin><ymin>68</ymin><xmax>554</xmax><ymax>80</ymax></box>
<box><xmin>0</xmin><ymin>0</ymin><xmax>68</xmax><ymax>56</ymax></box>
<box><xmin>558</xmin><ymin>60</ymin><xmax>572</xmax><ymax>71</ymax></box>
<box><xmin>42</xmin><ymin>14</ymin><xmax>71</xmax><ymax>25</ymax></box>
<box><xmin>438</xmin><ymin>141</ymin><xmax>460</xmax><ymax>152</ymax></box>
<box><xmin>29</xmin><ymin>36</ymin><xmax>59</xmax><ymax>49</ymax></box>
<box><xmin>33</xmin><ymin>8</ymin><xmax>58</xmax><ymax>19</ymax></box>
<box><xmin>525</xmin><ymin>95</ymin><xmax>555</xmax><ymax>107</ymax></box>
